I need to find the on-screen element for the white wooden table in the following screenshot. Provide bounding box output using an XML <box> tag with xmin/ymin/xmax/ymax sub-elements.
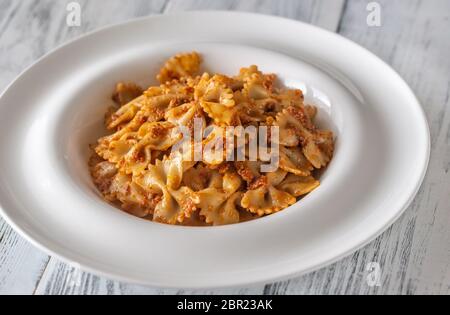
<box><xmin>0</xmin><ymin>0</ymin><xmax>449</xmax><ymax>295</ymax></box>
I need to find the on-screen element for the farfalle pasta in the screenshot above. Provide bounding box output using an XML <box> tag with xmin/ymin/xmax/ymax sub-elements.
<box><xmin>90</xmin><ymin>52</ymin><xmax>335</xmax><ymax>226</ymax></box>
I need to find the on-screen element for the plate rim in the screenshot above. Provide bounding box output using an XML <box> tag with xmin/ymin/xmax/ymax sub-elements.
<box><xmin>0</xmin><ymin>10</ymin><xmax>431</xmax><ymax>288</ymax></box>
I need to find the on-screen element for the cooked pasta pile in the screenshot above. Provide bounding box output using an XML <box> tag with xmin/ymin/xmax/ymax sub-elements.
<box><xmin>90</xmin><ymin>52</ymin><xmax>334</xmax><ymax>226</ymax></box>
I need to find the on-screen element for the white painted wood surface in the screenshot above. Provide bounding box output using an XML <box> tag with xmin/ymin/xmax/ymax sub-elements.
<box><xmin>0</xmin><ymin>0</ymin><xmax>449</xmax><ymax>295</ymax></box>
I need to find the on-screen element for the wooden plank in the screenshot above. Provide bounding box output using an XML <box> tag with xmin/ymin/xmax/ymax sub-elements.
<box><xmin>5</xmin><ymin>0</ymin><xmax>449</xmax><ymax>296</ymax></box>
<box><xmin>34</xmin><ymin>258</ymin><xmax>265</xmax><ymax>295</ymax></box>
<box><xmin>0</xmin><ymin>220</ymin><xmax>49</xmax><ymax>295</ymax></box>
<box><xmin>165</xmin><ymin>0</ymin><xmax>346</xmax><ymax>31</ymax></box>
<box><xmin>0</xmin><ymin>0</ymin><xmax>168</xmax><ymax>295</ymax></box>
<box><xmin>264</xmin><ymin>0</ymin><xmax>450</xmax><ymax>295</ymax></box>
<box><xmin>32</xmin><ymin>0</ymin><xmax>346</xmax><ymax>295</ymax></box>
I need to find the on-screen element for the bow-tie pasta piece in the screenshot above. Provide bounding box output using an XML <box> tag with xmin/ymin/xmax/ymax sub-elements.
<box><xmin>180</xmin><ymin>211</ymin><xmax>210</xmax><ymax>227</ymax></box>
<box><xmin>202</xmin><ymin>75</ymin><xmax>236</xmax><ymax>107</ymax></box>
<box><xmin>276</xmin><ymin>106</ymin><xmax>334</xmax><ymax>168</ymax></box>
<box><xmin>279</xmin><ymin>146</ymin><xmax>314</xmax><ymax>176</ymax></box>
<box><xmin>120</xmin><ymin>144</ymin><xmax>152</xmax><ymax>176</ymax></box>
<box><xmin>157</xmin><ymin>52</ymin><xmax>202</xmax><ymax>84</ymax></box>
<box><xmin>277</xmin><ymin>174</ymin><xmax>320</xmax><ymax>197</ymax></box>
<box><xmin>183</xmin><ymin>164</ymin><xmax>217</xmax><ymax>191</ymax></box>
<box><xmin>105</xmin><ymin>82</ymin><xmax>143</xmax><ymax>130</ymax></box>
<box><xmin>275</xmin><ymin>106</ymin><xmax>311</xmax><ymax>147</ymax></box>
<box><xmin>254</xmin><ymin>98</ymin><xmax>284</xmax><ymax>119</ymax></box>
<box><xmin>112</xmin><ymin>82</ymin><xmax>143</xmax><ymax>106</ymax></box>
<box><xmin>136</xmin><ymin>121</ymin><xmax>181</xmax><ymax>151</ymax></box>
<box><xmin>165</xmin><ymin>152</ymin><xmax>197</xmax><ymax>189</ymax></box>
<box><xmin>165</xmin><ymin>102</ymin><xmax>197</xmax><ymax>126</ymax></box>
<box><xmin>107</xmin><ymin>93</ymin><xmax>159</xmax><ymax>131</ymax></box>
<box><xmin>113</xmin><ymin>122</ymin><xmax>178</xmax><ymax>175</ymax></box>
<box><xmin>234</xmin><ymin>91</ymin><xmax>268</xmax><ymax>123</ymax></box>
<box><xmin>194</xmin><ymin>73</ymin><xmax>211</xmax><ymax>99</ymax></box>
<box><xmin>241</xmin><ymin>169</ymin><xmax>296</xmax><ymax>216</ymax></box>
<box><xmin>196</xmin><ymin>171</ymin><xmax>243</xmax><ymax>225</ymax></box>
<box><xmin>136</xmin><ymin>160</ymin><xmax>199</xmax><ymax>224</ymax></box>
<box><xmin>202</xmin><ymin>125</ymin><xmax>228</xmax><ymax>166</ymax></box>
<box><xmin>165</xmin><ymin>101</ymin><xmax>206</xmax><ymax>133</ymax></box>
<box><xmin>201</xmin><ymin>191</ymin><xmax>243</xmax><ymax>226</ymax></box>
<box><xmin>305</xmin><ymin>105</ymin><xmax>318</xmax><ymax>120</ymax></box>
<box><xmin>243</xmin><ymin>73</ymin><xmax>271</xmax><ymax>101</ymax></box>
<box><xmin>197</xmin><ymin>75</ymin><xmax>239</xmax><ymax>125</ymax></box>
<box><xmin>108</xmin><ymin>84</ymin><xmax>190</xmax><ymax>131</ymax></box>
<box><xmin>274</xmin><ymin>89</ymin><xmax>304</xmax><ymax>108</ymax></box>
<box><xmin>235</xmin><ymin>65</ymin><xmax>264</xmax><ymax>85</ymax></box>
<box><xmin>237</xmin><ymin>65</ymin><xmax>277</xmax><ymax>94</ymax></box>
<box><xmin>108</xmin><ymin>172</ymin><xmax>157</xmax><ymax>218</ymax></box>
<box><xmin>159</xmin><ymin>77</ymin><xmax>197</xmax><ymax>100</ymax></box>
<box><xmin>303</xmin><ymin>129</ymin><xmax>335</xmax><ymax>169</ymax></box>
<box><xmin>235</xmin><ymin>161</ymin><xmax>262</xmax><ymax>185</ymax></box>
<box><xmin>90</xmin><ymin>159</ymin><xmax>118</xmax><ymax>195</ymax></box>
<box><xmin>98</xmin><ymin>107</ymin><xmax>179</xmax><ymax>165</ymax></box>
<box><xmin>107</xmin><ymin>103</ymin><xmax>140</xmax><ymax>131</ymax></box>
<box><xmin>111</xmin><ymin>122</ymin><xmax>181</xmax><ymax>174</ymax></box>
<box><xmin>96</xmin><ymin>133</ymin><xmax>138</xmax><ymax>164</ymax></box>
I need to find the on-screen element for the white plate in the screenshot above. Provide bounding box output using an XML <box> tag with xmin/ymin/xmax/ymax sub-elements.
<box><xmin>0</xmin><ymin>12</ymin><xmax>430</xmax><ymax>288</ymax></box>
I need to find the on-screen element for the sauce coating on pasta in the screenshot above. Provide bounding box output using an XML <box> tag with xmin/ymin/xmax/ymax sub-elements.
<box><xmin>90</xmin><ymin>52</ymin><xmax>334</xmax><ymax>226</ymax></box>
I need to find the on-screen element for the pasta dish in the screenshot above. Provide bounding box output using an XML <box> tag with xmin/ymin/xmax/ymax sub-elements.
<box><xmin>90</xmin><ymin>52</ymin><xmax>334</xmax><ymax>226</ymax></box>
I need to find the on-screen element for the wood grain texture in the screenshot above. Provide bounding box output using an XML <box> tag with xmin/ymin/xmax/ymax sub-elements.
<box><xmin>0</xmin><ymin>220</ymin><xmax>49</xmax><ymax>295</ymax></box>
<box><xmin>34</xmin><ymin>258</ymin><xmax>266</xmax><ymax>295</ymax></box>
<box><xmin>164</xmin><ymin>0</ymin><xmax>345</xmax><ymax>31</ymax></box>
<box><xmin>1</xmin><ymin>0</ymin><xmax>449</xmax><ymax>295</ymax></box>
<box><xmin>264</xmin><ymin>0</ymin><xmax>450</xmax><ymax>295</ymax></box>
<box><xmin>0</xmin><ymin>0</ymin><xmax>169</xmax><ymax>295</ymax></box>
